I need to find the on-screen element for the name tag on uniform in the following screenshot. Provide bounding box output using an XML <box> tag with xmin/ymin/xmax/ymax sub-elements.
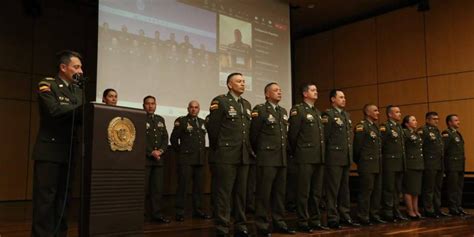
<box><xmin>229</xmin><ymin>106</ymin><xmax>237</xmax><ymax>116</ymax></box>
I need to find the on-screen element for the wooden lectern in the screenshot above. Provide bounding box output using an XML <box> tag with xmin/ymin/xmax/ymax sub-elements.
<box><xmin>81</xmin><ymin>103</ymin><xmax>146</xmax><ymax>236</ymax></box>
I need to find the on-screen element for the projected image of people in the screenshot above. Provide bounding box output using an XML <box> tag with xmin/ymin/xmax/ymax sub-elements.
<box><xmin>218</xmin><ymin>14</ymin><xmax>253</xmax><ymax>91</ymax></box>
<box><xmin>97</xmin><ymin>0</ymin><xmax>217</xmax><ymax>107</ymax></box>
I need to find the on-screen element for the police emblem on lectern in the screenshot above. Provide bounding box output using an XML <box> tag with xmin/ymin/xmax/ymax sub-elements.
<box><xmin>107</xmin><ymin>117</ymin><xmax>136</xmax><ymax>151</ymax></box>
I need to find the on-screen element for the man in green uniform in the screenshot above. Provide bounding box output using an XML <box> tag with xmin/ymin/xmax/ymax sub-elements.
<box><xmin>420</xmin><ymin>112</ymin><xmax>450</xmax><ymax>218</ymax></box>
<box><xmin>143</xmin><ymin>95</ymin><xmax>170</xmax><ymax>223</ymax></box>
<box><xmin>288</xmin><ymin>83</ymin><xmax>328</xmax><ymax>233</ymax></box>
<box><xmin>353</xmin><ymin>104</ymin><xmax>386</xmax><ymax>225</ymax></box>
<box><xmin>207</xmin><ymin>72</ymin><xmax>253</xmax><ymax>237</ymax></box>
<box><xmin>32</xmin><ymin>50</ymin><xmax>83</xmax><ymax>237</ymax></box>
<box><xmin>170</xmin><ymin>100</ymin><xmax>211</xmax><ymax>221</ymax></box>
<box><xmin>250</xmin><ymin>82</ymin><xmax>296</xmax><ymax>236</ymax></box>
<box><xmin>321</xmin><ymin>89</ymin><xmax>359</xmax><ymax>229</ymax></box>
<box><xmin>380</xmin><ymin>105</ymin><xmax>407</xmax><ymax>222</ymax></box>
<box><xmin>442</xmin><ymin>114</ymin><xmax>468</xmax><ymax>216</ymax></box>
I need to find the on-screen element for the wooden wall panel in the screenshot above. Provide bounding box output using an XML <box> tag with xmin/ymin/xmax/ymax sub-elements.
<box><xmin>315</xmin><ymin>89</ymin><xmax>331</xmax><ymax>111</ymax></box>
<box><xmin>0</xmin><ymin>2</ymin><xmax>33</xmax><ymax>73</ymax></box>
<box><xmin>344</xmin><ymin>85</ymin><xmax>378</xmax><ymax>111</ymax></box>
<box><xmin>425</xmin><ymin>0</ymin><xmax>474</xmax><ymax>76</ymax></box>
<box><xmin>428</xmin><ymin>71</ymin><xmax>474</xmax><ymax>102</ymax></box>
<box><xmin>294</xmin><ymin>31</ymin><xmax>334</xmax><ymax>91</ymax></box>
<box><xmin>376</xmin><ymin>7</ymin><xmax>426</xmax><ymax>82</ymax></box>
<box><xmin>0</xmin><ymin>100</ymin><xmax>31</xmax><ymax>200</ymax></box>
<box><xmin>32</xmin><ymin>9</ymin><xmax>87</xmax><ymax>76</ymax></box>
<box><xmin>0</xmin><ymin>71</ymin><xmax>31</xmax><ymax>100</ymax></box>
<box><xmin>429</xmin><ymin>99</ymin><xmax>474</xmax><ymax>172</ymax></box>
<box><xmin>334</xmin><ymin>19</ymin><xmax>377</xmax><ymax>88</ymax></box>
<box><xmin>378</xmin><ymin>78</ymin><xmax>428</xmax><ymax>106</ymax></box>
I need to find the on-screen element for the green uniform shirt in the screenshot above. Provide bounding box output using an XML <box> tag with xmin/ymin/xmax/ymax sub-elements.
<box><xmin>288</xmin><ymin>103</ymin><xmax>325</xmax><ymax>164</ymax></box>
<box><xmin>249</xmin><ymin>102</ymin><xmax>288</xmax><ymax>167</ymax></box>
<box><xmin>321</xmin><ymin>107</ymin><xmax>352</xmax><ymax>166</ymax></box>
<box><xmin>442</xmin><ymin>128</ymin><xmax>465</xmax><ymax>172</ymax></box>
<box><xmin>353</xmin><ymin>119</ymin><xmax>382</xmax><ymax>173</ymax></box>
<box><xmin>170</xmin><ymin>115</ymin><xmax>206</xmax><ymax>165</ymax></box>
<box><xmin>380</xmin><ymin>120</ymin><xmax>406</xmax><ymax>172</ymax></box>
<box><xmin>145</xmin><ymin>114</ymin><xmax>168</xmax><ymax>166</ymax></box>
<box><xmin>403</xmin><ymin>128</ymin><xmax>424</xmax><ymax>170</ymax></box>
<box><xmin>420</xmin><ymin>124</ymin><xmax>444</xmax><ymax>170</ymax></box>
<box><xmin>32</xmin><ymin>76</ymin><xmax>83</xmax><ymax>163</ymax></box>
<box><xmin>207</xmin><ymin>92</ymin><xmax>253</xmax><ymax>164</ymax></box>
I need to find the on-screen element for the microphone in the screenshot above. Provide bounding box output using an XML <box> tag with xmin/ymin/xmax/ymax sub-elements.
<box><xmin>72</xmin><ymin>73</ymin><xmax>87</xmax><ymax>88</ymax></box>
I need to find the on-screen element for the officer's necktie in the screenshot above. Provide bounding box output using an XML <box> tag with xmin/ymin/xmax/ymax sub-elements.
<box><xmin>275</xmin><ymin>105</ymin><xmax>281</xmax><ymax>118</ymax></box>
<box><xmin>194</xmin><ymin>117</ymin><xmax>199</xmax><ymax>128</ymax></box>
<box><xmin>237</xmin><ymin>98</ymin><xmax>244</xmax><ymax>113</ymax></box>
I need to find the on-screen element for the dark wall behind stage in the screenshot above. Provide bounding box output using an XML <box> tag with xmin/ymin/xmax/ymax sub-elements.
<box><xmin>294</xmin><ymin>0</ymin><xmax>474</xmax><ymax>174</ymax></box>
<box><xmin>0</xmin><ymin>0</ymin><xmax>98</xmax><ymax>201</ymax></box>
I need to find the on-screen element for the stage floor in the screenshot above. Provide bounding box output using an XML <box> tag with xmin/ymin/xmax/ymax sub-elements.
<box><xmin>1</xmin><ymin>196</ymin><xmax>473</xmax><ymax>236</ymax></box>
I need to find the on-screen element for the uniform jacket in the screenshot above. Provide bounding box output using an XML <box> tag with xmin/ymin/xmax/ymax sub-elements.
<box><xmin>32</xmin><ymin>76</ymin><xmax>82</xmax><ymax>163</ymax></box>
<box><xmin>321</xmin><ymin>107</ymin><xmax>352</xmax><ymax>166</ymax></box>
<box><xmin>288</xmin><ymin>102</ymin><xmax>325</xmax><ymax>164</ymax></box>
<box><xmin>250</xmin><ymin>101</ymin><xmax>288</xmax><ymax>167</ymax></box>
<box><xmin>145</xmin><ymin>114</ymin><xmax>168</xmax><ymax>166</ymax></box>
<box><xmin>170</xmin><ymin>115</ymin><xmax>206</xmax><ymax>165</ymax></box>
<box><xmin>380</xmin><ymin>120</ymin><xmax>406</xmax><ymax>172</ymax></box>
<box><xmin>420</xmin><ymin>124</ymin><xmax>444</xmax><ymax>171</ymax></box>
<box><xmin>207</xmin><ymin>92</ymin><xmax>253</xmax><ymax>164</ymax></box>
<box><xmin>353</xmin><ymin>119</ymin><xmax>382</xmax><ymax>173</ymax></box>
<box><xmin>442</xmin><ymin>127</ymin><xmax>465</xmax><ymax>172</ymax></box>
<box><xmin>403</xmin><ymin>128</ymin><xmax>424</xmax><ymax>171</ymax></box>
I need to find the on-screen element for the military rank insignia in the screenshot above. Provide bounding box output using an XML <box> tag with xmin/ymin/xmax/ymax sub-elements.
<box><xmin>290</xmin><ymin>109</ymin><xmax>297</xmax><ymax>116</ymax></box>
<box><xmin>210</xmin><ymin>100</ymin><xmax>219</xmax><ymax>110</ymax></box>
<box><xmin>174</xmin><ymin>120</ymin><xmax>180</xmax><ymax>127</ymax></box>
<box><xmin>38</xmin><ymin>81</ymin><xmax>51</xmax><ymax>93</ymax></box>
<box><xmin>442</xmin><ymin>131</ymin><xmax>449</xmax><ymax>137</ymax></box>
<box><xmin>355</xmin><ymin>124</ymin><xmax>364</xmax><ymax>132</ymax></box>
<box><xmin>251</xmin><ymin>111</ymin><xmax>259</xmax><ymax>117</ymax></box>
<box><xmin>379</xmin><ymin>125</ymin><xmax>386</xmax><ymax>132</ymax></box>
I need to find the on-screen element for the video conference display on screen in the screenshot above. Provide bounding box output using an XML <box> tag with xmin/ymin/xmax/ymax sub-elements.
<box><xmin>97</xmin><ymin>0</ymin><xmax>291</xmax><ymax>133</ymax></box>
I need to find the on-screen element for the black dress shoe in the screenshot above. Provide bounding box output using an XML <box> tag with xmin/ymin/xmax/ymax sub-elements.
<box><xmin>359</xmin><ymin>219</ymin><xmax>373</xmax><ymax>226</ymax></box>
<box><xmin>407</xmin><ymin>214</ymin><xmax>420</xmax><ymax>220</ymax></box>
<box><xmin>341</xmin><ymin>219</ymin><xmax>360</xmax><ymax>227</ymax></box>
<box><xmin>436</xmin><ymin>211</ymin><xmax>451</xmax><ymax>217</ymax></box>
<box><xmin>310</xmin><ymin>224</ymin><xmax>330</xmax><ymax>231</ymax></box>
<box><xmin>235</xmin><ymin>230</ymin><xmax>250</xmax><ymax>237</ymax></box>
<box><xmin>395</xmin><ymin>214</ymin><xmax>408</xmax><ymax>221</ymax></box>
<box><xmin>459</xmin><ymin>209</ymin><xmax>469</xmax><ymax>216</ymax></box>
<box><xmin>175</xmin><ymin>214</ymin><xmax>184</xmax><ymax>222</ymax></box>
<box><xmin>371</xmin><ymin>218</ymin><xmax>387</xmax><ymax>224</ymax></box>
<box><xmin>328</xmin><ymin>221</ymin><xmax>342</xmax><ymax>229</ymax></box>
<box><xmin>449</xmin><ymin>210</ymin><xmax>461</xmax><ymax>216</ymax></box>
<box><xmin>424</xmin><ymin>212</ymin><xmax>440</xmax><ymax>219</ymax></box>
<box><xmin>297</xmin><ymin>225</ymin><xmax>313</xmax><ymax>233</ymax></box>
<box><xmin>381</xmin><ymin>215</ymin><xmax>396</xmax><ymax>223</ymax></box>
<box><xmin>193</xmin><ymin>211</ymin><xmax>211</xmax><ymax>219</ymax></box>
<box><xmin>257</xmin><ymin>229</ymin><xmax>271</xmax><ymax>237</ymax></box>
<box><xmin>152</xmin><ymin>216</ymin><xmax>171</xmax><ymax>223</ymax></box>
<box><xmin>275</xmin><ymin>226</ymin><xmax>296</xmax><ymax>234</ymax></box>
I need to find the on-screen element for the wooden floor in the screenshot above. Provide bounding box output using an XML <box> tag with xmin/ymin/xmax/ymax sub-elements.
<box><xmin>1</xmin><ymin>197</ymin><xmax>473</xmax><ymax>237</ymax></box>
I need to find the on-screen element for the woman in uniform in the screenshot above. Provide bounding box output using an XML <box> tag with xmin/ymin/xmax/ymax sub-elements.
<box><xmin>402</xmin><ymin>115</ymin><xmax>424</xmax><ymax>219</ymax></box>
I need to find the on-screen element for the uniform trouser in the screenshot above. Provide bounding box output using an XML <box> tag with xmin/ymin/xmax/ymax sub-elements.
<box><xmin>422</xmin><ymin>169</ymin><xmax>443</xmax><ymax>213</ymax></box>
<box><xmin>255</xmin><ymin>166</ymin><xmax>287</xmax><ymax>231</ymax></box>
<box><xmin>214</xmin><ymin>163</ymin><xmax>249</xmax><ymax>235</ymax></box>
<box><xmin>381</xmin><ymin>170</ymin><xmax>404</xmax><ymax>218</ymax></box>
<box><xmin>146</xmin><ymin>166</ymin><xmax>164</xmax><ymax>219</ymax></box>
<box><xmin>296</xmin><ymin>163</ymin><xmax>324</xmax><ymax>227</ymax></box>
<box><xmin>246</xmin><ymin>164</ymin><xmax>256</xmax><ymax>212</ymax></box>
<box><xmin>32</xmin><ymin>161</ymin><xmax>73</xmax><ymax>237</ymax></box>
<box><xmin>446</xmin><ymin>170</ymin><xmax>464</xmax><ymax>213</ymax></box>
<box><xmin>357</xmin><ymin>172</ymin><xmax>382</xmax><ymax>222</ymax></box>
<box><xmin>209</xmin><ymin>163</ymin><xmax>217</xmax><ymax>216</ymax></box>
<box><xmin>285</xmin><ymin>158</ymin><xmax>297</xmax><ymax>209</ymax></box>
<box><xmin>325</xmin><ymin>165</ymin><xmax>351</xmax><ymax>223</ymax></box>
<box><xmin>175</xmin><ymin>164</ymin><xmax>204</xmax><ymax>215</ymax></box>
